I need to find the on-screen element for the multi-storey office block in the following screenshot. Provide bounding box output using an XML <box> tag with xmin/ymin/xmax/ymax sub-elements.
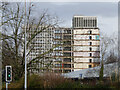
<box><xmin>53</xmin><ymin>28</ymin><xmax>73</xmax><ymax>73</ymax></box>
<box><xmin>27</xmin><ymin>15</ymin><xmax>100</xmax><ymax>73</ymax></box>
<box><xmin>28</xmin><ymin>26</ymin><xmax>54</xmax><ymax>73</ymax></box>
<box><xmin>72</xmin><ymin>16</ymin><xmax>100</xmax><ymax>71</ymax></box>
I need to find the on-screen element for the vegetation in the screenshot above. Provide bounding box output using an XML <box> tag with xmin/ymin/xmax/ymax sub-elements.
<box><xmin>99</xmin><ymin>33</ymin><xmax>117</xmax><ymax>83</ymax></box>
<box><xmin>1</xmin><ymin>2</ymin><xmax>119</xmax><ymax>89</ymax></box>
<box><xmin>1</xmin><ymin>2</ymin><xmax>60</xmax><ymax>81</ymax></box>
<box><xmin>2</xmin><ymin>73</ymin><xmax>120</xmax><ymax>89</ymax></box>
<box><xmin>99</xmin><ymin>61</ymin><xmax>104</xmax><ymax>82</ymax></box>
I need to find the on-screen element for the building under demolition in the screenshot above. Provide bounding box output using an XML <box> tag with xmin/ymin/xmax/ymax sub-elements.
<box><xmin>53</xmin><ymin>28</ymin><xmax>73</xmax><ymax>73</ymax></box>
<box><xmin>28</xmin><ymin>16</ymin><xmax>100</xmax><ymax>73</ymax></box>
<box><xmin>72</xmin><ymin>16</ymin><xmax>100</xmax><ymax>71</ymax></box>
<box><xmin>27</xmin><ymin>26</ymin><xmax>54</xmax><ymax>73</ymax></box>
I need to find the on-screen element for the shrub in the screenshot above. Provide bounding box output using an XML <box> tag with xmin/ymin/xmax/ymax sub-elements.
<box><xmin>27</xmin><ymin>74</ymin><xmax>44</xmax><ymax>88</ymax></box>
<box><xmin>6</xmin><ymin>72</ymin><xmax>72</xmax><ymax>89</ymax></box>
<box><xmin>55</xmin><ymin>81</ymin><xmax>74</xmax><ymax>88</ymax></box>
<box><xmin>42</xmin><ymin>72</ymin><xmax>72</xmax><ymax>88</ymax></box>
<box><xmin>8</xmin><ymin>77</ymin><xmax>24</xmax><ymax>89</ymax></box>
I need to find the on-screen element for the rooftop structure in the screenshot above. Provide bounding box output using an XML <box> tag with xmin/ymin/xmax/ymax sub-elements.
<box><xmin>72</xmin><ymin>16</ymin><xmax>97</xmax><ymax>28</ymax></box>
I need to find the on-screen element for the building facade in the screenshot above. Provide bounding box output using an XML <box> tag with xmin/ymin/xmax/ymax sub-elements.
<box><xmin>28</xmin><ymin>16</ymin><xmax>100</xmax><ymax>73</ymax></box>
<box><xmin>28</xmin><ymin>26</ymin><xmax>54</xmax><ymax>73</ymax></box>
<box><xmin>72</xmin><ymin>16</ymin><xmax>100</xmax><ymax>71</ymax></box>
<box><xmin>53</xmin><ymin>28</ymin><xmax>73</xmax><ymax>73</ymax></box>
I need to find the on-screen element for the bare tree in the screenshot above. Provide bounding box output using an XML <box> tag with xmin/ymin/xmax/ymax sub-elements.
<box><xmin>105</xmin><ymin>51</ymin><xmax>118</xmax><ymax>64</ymax></box>
<box><xmin>2</xmin><ymin>2</ymin><xmax>60</xmax><ymax>81</ymax></box>
<box><xmin>99</xmin><ymin>33</ymin><xmax>117</xmax><ymax>82</ymax></box>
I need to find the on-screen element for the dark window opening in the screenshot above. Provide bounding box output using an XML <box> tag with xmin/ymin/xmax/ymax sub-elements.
<box><xmin>90</xmin><ymin>42</ymin><xmax>92</xmax><ymax>46</ymax></box>
<box><xmin>89</xmin><ymin>65</ymin><xmax>92</xmax><ymax>68</ymax></box>
<box><xmin>89</xmin><ymin>53</ymin><xmax>92</xmax><ymax>57</ymax></box>
<box><xmin>64</xmin><ymin>47</ymin><xmax>71</xmax><ymax>51</ymax></box>
<box><xmin>64</xmin><ymin>52</ymin><xmax>71</xmax><ymax>56</ymax></box>
<box><xmin>89</xmin><ymin>47</ymin><xmax>92</xmax><ymax>51</ymax></box>
<box><xmin>84</xmin><ymin>20</ymin><xmax>86</xmax><ymax>25</ymax></box>
<box><xmin>64</xmin><ymin>58</ymin><xmax>71</xmax><ymax>62</ymax></box>
<box><xmin>64</xmin><ymin>70</ymin><xmax>71</xmax><ymax>73</ymax></box>
<box><xmin>64</xmin><ymin>41</ymin><xmax>71</xmax><ymax>45</ymax></box>
<box><xmin>89</xmin><ymin>36</ymin><xmax>92</xmax><ymax>40</ymax></box>
<box><xmin>63</xmin><ymin>64</ymin><xmax>71</xmax><ymax>68</ymax></box>
<box><xmin>89</xmin><ymin>59</ymin><xmax>92</xmax><ymax>63</ymax></box>
<box><xmin>90</xmin><ymin>31</ymin><xmax>92</xmax><ymax>34</ymax></box>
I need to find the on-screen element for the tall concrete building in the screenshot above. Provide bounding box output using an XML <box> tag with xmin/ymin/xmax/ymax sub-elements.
<box><xmin>53</xmin><ymin>28</ymin><xmax>73</xmax><ymax>73</ymax></box>
<box><xmin>28</xmin><ymin>15</ymin><xmax>100</xmax><ymax>73</ymax></box>
<box><xmin>72</xmin><ymin>16</ymin><xmax>100</xmax><ymax>71</ymax></box>
<box><xmin>28</xmin><ymin>25</ymin><xmax>54</xmax><ymax>73</ymax></box>
<box><xmin>28</xmin><ymin>26</ymin><xmax>73</xmax><ymax>73</ymax></box>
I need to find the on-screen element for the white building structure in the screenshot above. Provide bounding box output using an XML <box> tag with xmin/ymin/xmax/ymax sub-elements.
<box><xmin>73</xmin><ymin>16</ymin><xmax>100</xmax><ymax>71</ymax></box>
<box><xmin>27</xmin><ymin>16</ymin><xmax>100</xmax><ymax>73</ymax></box>
<box><xmin>28</xmin><ymin>25</ymin><xmax>54</xmax><ymax>73</ymax></box>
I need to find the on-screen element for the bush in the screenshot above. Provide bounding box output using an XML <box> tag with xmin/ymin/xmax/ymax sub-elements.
<box><xmin>28</xmin><ymin>74</ymin><xmax>44</xmax><ymax>88</ymax></box>
<box><xmin>55</xmin><ymin>81</ymin><xmax>74</xmax><ymax>88</ymax></box>
<box><xmin>56</xmin><ymin>81</ymin><xmax>93</xmax><ymax>88</ymax></box>
<box><xmin>5</xmin><ymin>73</ymin><xmax>118</xmax><ymax>89</ymax></box>
<box><xmin>42</xmin><ymin>72</ymin><xmax>72</xmax><ymax>88</ymax></box>
<box><xmin>6</xmin><ymin>73</ymin><xmax>72</xmax><ymax>89</ymax></box>
<box><xmin>7</xmin><ymin>77</ymin><xmax>24</xmax><ymax>89</ymax></box>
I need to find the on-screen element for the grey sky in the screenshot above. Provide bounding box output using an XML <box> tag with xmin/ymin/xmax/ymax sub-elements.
<box><xmin>32</xmin><ymin>2</ymin><xmax>118</xmax><ymax>36</ymax></box>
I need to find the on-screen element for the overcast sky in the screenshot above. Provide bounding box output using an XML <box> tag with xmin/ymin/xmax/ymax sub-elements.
<box><xmin>31</xmin><ymin>2</ymin><xmax>118</xmax><ymax>36</ymax></box>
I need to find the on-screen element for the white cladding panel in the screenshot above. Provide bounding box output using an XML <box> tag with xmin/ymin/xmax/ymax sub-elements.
<box><xmin>74</xmin><ymin>46</ymin><xmax>99</xmax><ymax>51</ymax></box>
<box><xmin>74</xmin><ymin>41</ymin><xmax>100</xmax><ymax>45</ymax></box>
<box><xmin>74</xmin><ymin>63</ymin><xmax>88</xmax><ymax>68</ymax></box>
<box><xmin>74</xmin><ymin>29</ymin><xmax>99</xmax><ymax>34</ymax></box>
<box><xmin>74</xmin><ymin>52</ymin><xmax>100</xmax><ymax>57</ymax></box>
<box><xmin>74</xmin><ymin>35</ymin><xmax>99</xmax><ymax>40</ymax></box>
<box><xmin>74</xmin><ymin>58</ymin><xmax>99</xmax><ymax>62</ymax></box>
<box><xmin>74</xmin><ymin>69</ymin><xmax>82</xmax><ymax>71</ymax></box>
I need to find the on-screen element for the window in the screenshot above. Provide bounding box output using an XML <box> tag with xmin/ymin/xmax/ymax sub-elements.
<box><xmin>90</xmin><ymin>31</ymin><xmax>92</xmax><ymax>34</ymax></box>
<box><xmin>96</xmin><ymin>35</ymin><xmax>99</xmax><ymax>40</ymax></box>
<box><xmin>89</xmin><ymin>65</ymin><xmax>92</xmax><ymax>68</ymax></box>
<box><xmin>89</xmin><ymin>42</ymin><xmax>92</xmax><ymax>46</ymax></box>
<box><xmin>89</xmin><ymin>36</ymin><xmax>92</xmax><ymax>40</ymax></box>
<box><xmin>89</xmin><ymin>47</ymin><xmax>92</xmax><ymax>51</ymax></box>
<box><xmin>89</xmin><ymin>59</ymin><xmax>92</xmax><ymax>63</ymax></box>
<box><xmin>88</xmin><ymin>30</ymin><xmax>92</xmax><ymax>34</ymax></box>
<box><xmin>84</xmin><ymin>20</ymin><xmax>86</xmax><ymax>27</ymax></box>
<box><xmin>89</xmin><ymin>53</ymin><xmax>92</xmax><ymax>57</ymax></box>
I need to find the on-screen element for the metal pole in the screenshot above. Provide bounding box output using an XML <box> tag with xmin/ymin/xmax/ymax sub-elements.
<box><xmin>6</xmin><ymin>82</ymin><xmax>8</xmax><ymax>90</ymax></box>
<box><xmin>24</xmin><ymin>1</ymin><xmax>27</xmax><ymax>89</ymax></box>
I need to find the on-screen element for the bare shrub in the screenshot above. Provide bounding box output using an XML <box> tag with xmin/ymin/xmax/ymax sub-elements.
<box><xmin>6</xmin><ymin>72</ymin><xmax>72</xmax><ymax>88</ymax></box>
<box><xmin>42</xmin><ymin>72</ymin><xmax>72</xmax><ymax>88</ymax></box>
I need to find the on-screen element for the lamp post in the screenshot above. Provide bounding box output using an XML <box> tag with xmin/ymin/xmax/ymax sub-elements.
<box><xmin>24</xmin><ymin>1</ymin><xmax>27</xmax><ymax>89</ymax></box>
